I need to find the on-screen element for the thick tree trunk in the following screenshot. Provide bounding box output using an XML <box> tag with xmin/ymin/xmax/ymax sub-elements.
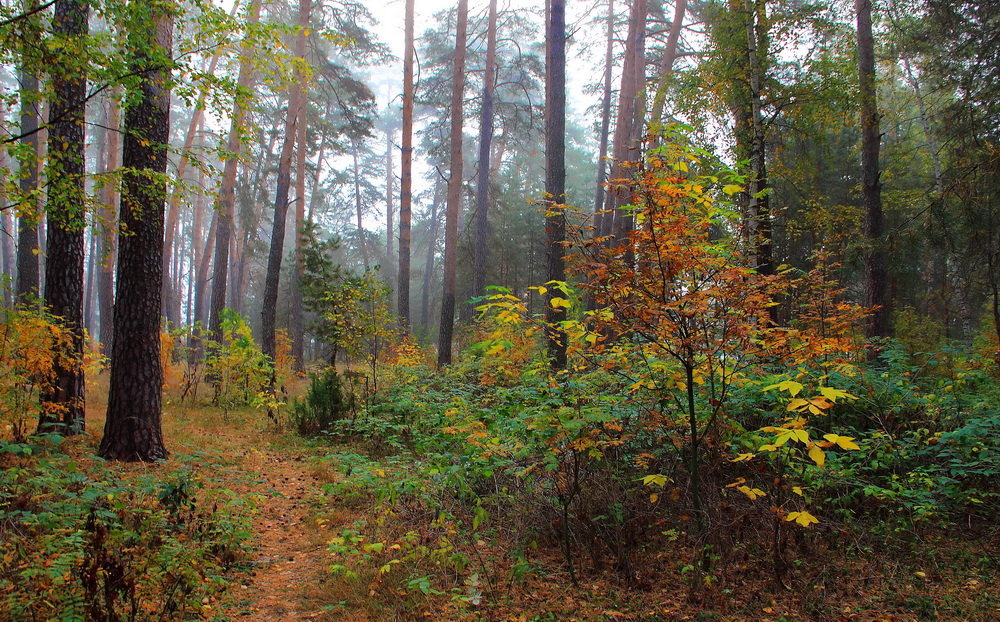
<box><xmin>397</xmin><ymin>0</ymin><xmax>415</xmax><ymax>331</ymax></box>
<box><xmin>39</xmin><ymin>0</ymin><xmax>88</xmax><ymax>436</ymax></box>
<box><xmin>100</xmin><ymin>5</ymin><xmax>173</xmax><ymax>462</ymax></box>
<box><xmin>437</xmin><ymin>0</ymin><xmax>469</xmax><ymax>368</ymax></box>
<box><xmin>856</xmin><ymin>0</ymin><xmax>890</xmax><ymax>345</ymax></box>
<box><xmin>97</xmin><ymin>92</ymin><xmax>120</xmax><ymax>352</ymax></box>
<box><xmin>261</xmin><ymin>0</ymin><xmax>310</xmax><ymax>363</ymax></box>
<box><xmin>545</xmin><ymin>0</ymin><xmax>567</xmax><ymax>369</ymax></box>
<box><xmin>209</xmin><ymin>0</ymin><xmax>262</xmax><ymax>341</ymax></box>
<box><xmin>16</xmin><ymin>69</ymin><xmax>41</xmax><ymax>302</ymax></box>
<box><xmin>472</xmin><ymin>0</ymin><xmax>498</xmax><ymax>310</ymax></box>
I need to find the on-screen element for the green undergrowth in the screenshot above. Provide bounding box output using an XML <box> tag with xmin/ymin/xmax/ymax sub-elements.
<box><xmin>0</xmin><ymin>434</ymin><xmax>255</xmax><ymax>621</ymax></box>
<box><xmin>299</xmin><ymin>338</ymin><xmax>999</xmax><ymax>619</ymax></box>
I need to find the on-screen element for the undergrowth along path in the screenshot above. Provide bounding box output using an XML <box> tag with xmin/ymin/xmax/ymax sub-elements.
<box><xmin>160</xmin><ymin>402</ymin><xmax>340</xmax><ymax>621</ymax></box>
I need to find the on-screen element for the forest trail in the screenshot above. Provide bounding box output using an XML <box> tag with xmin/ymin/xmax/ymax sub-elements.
<box><xmin>224</xmin><ymin>445</ymin><xmax>332</xmax><ymax>620</ymax></box>
<box><xmin>149</xmin><ymin>399</ymin><xmax>344</xmax><ymax>621</ymax></box>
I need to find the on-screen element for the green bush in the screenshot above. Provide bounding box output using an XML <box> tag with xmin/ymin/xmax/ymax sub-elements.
<box><xmin>290</xmin><ymin>367</ymin><xmax>356</xmax><ymax>436</ymax></box>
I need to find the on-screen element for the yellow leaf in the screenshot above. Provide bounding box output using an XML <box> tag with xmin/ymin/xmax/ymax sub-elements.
<box><xmin>737</xmin><ymin>485</ymin><xmax>767</xmax><ymax>500</ymax></box>
<box><xmin>549</xmin><ymin>297</ymin><xmax>571</xmax><ymax>309</ymax></box>
<box><xmin>722</xmin><ymin>184</ymin><xmax>742</xmax><ymax>196</ymax></box>
<box><xmin>818</xmin><ymin>386</ymin><xmax>858</xmax><ymax>402</ymax></box>
<box><xmin>792</xmin><ymin>429</ymin><xmax>810</xmax><ymax>444</ymax></box>
<box><xmin>787</xmin><ymin>398</ymin><xmax>809</xmax><ymax>411</ymax></box>
<box><xmin>785</xmin><ymin>510</ymin><xmax>820</xmax><ymax>527</ymax></box>
<box><xmin>764</xmin><ymin>380</ymin><xmax>804</xmax><ymax>396</ymax></box>
<box><xmin>641</xmin><ymin>474</ymin><xmax>668</xmax><ymax>488</ymax></box>
<box><xmin>730</xmin><ymin>452</ymin><xmax>756</xmax><ymax>462</ymax></box>
<box><xmin>823</xmin><ymin>434</ymin><xmax>860</xmax><ymax>450</ymax></box>
<box><xmin>808</xmin><ymin>443</ymin><xmax>826</xmax><ymax>468</ymax></box>
<box><xmin>792</xmin><ymin>486</ymin><xmax>804</xmax><ymax>496</ymax></box>
<box><xmin>758</xmin><ymin>444</ymin><xmax>778</xmax><ymax>452</ymax></box>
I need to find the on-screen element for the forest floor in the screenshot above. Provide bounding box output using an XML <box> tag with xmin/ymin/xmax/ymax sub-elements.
<box><xmin>72</xmin><ymin>377</ymin><xmax>997</xmax><ymax>622</ymax></box>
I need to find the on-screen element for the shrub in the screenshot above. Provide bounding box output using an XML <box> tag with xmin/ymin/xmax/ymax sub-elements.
<box><xmin>290</xmin><ymin>367</ymin><xmax>356</xmax><ymax>435</ymax></box>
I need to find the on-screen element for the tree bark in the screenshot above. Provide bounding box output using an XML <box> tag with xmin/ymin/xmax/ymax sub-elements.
<box><xmin>100</xmin><ymin>3</ymin><xmax>173</xmax><ymax>462</ymax></box>
<box><xmin>209</xmin><ymin>0</ymin><xmax>262</xmax><ymax>342</ymax></box>
<box><xmin>599</xmin><ymin>0</ymin><xmax>647</xmax><ymax>242</ymax></box>
<box><xmin>289</xmin><ymin>113</ymin><xmax>307</xmax><ymax>369</ymax></box>
<box><xmin>261</xmin><ymin>0</ymin><xmax>310</xmax><ymax>363</ymax></box>
<box><xmin>421</xmin><ymin>179</ymin><xmax>444</xmax><ymax>338</ymax></box>
<box><xmin>592</xmin><ymin>0</ymin><xmax>615</xmax><ymax>221</ymax></box>
<box><xmin>648</xmin><ymin>0</ymin><xmax>687</xmax><ymax>129</ymax></box>
<box><xmin>39</xmin><ymin>0</ymin><xmax>88</xmax><ymax>436</ymax></box>
<box><xmin>16</xmin><ymin>69</ymin><xmax>40</xmax><ymax>302</ymax></box>
<box><xmin>0</xmin><ymin>146</ymin><xmax>15</xmax><ymax>306</ymax></box>
<box><xmin>351</xmin><ymin>140</ymin><xmax>370</xmax><ymax>270</ymax></box>
<box><xmin>856</xmin><ymin>0</ymin><xmax>890</xmax><ymax>344</ymax></box>
<box><xmin>472</xmin><ymin>0</ymin><xmax>498</xmax><ymax>310</ymax></box>
<box><xmin>437</xmin><ymin>0</ymin><xmax>469</xmax><ymax>368</ymax></box>
<box><xmin>97</xmin><ymin>91</ymin><xmax>120</xmax><ymax>352</ymax></box>
<box><xmin>397</xmin><ymin>0</ymin><xmax>415</xmax><ymax>331</ymax></box>
<box><xmin>545</xmin><ymin>0</ymin><xmax>567</xmax><ymax>369</ymax></box>
<box><xmin>384</xmin><ymin>123</ymin><xmax>396</xmax><ymax>296</ymax></box>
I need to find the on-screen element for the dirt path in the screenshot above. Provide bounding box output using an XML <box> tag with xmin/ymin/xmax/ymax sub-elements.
<box><xmin>216</xmin><ymin>442</ymin><xmax>336</xmax><ymax>621</ymax></box>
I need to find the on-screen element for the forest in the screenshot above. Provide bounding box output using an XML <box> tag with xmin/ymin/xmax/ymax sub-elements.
<box><xmin>0</xmin><ymin>0</ymin><xmax>997</xmax><ymax>619</ymax></box>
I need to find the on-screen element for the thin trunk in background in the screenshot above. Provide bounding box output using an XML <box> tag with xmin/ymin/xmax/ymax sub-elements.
<box><xmin>0</xmin><ymin>145</ymin><xmax>15</xmax><ymax>305</ymax></box>
<box><xmin>16</xmin><ymin>69</ymin><xmax>40</xmax><ymax>302</ymax></box>
<box><xmin>384</xmin><ymin>123</ymin><xmax>396</xmax><ymax>296</ymax></box>
<box><xmin>97</xmin><ymin>90</ymin><xmax>120</xmax><ymax>351</ymax></box>
<box><xmin>592</xmin><ymin>0</ymin><xmax>614</xmax><ymax>221</ymax></box>
<box><xmin>648</xmin><ymin>0</ymin><xmax>688</xmax><ymax>129</ymax></box>
<box><xmin>397</xmin><ymin>0</ymin><xmax>415</xmax><ymax>330</ymax></box>
<box><xmin>472</xmin><ymin>0</ymin><xmax>498</xmax><ymax>309</ymax></box>
<box><xmin>744</xmin><ymin>0</ymin><xmax>772</xmax><ymax>277</ymax></box>
<box><xmin>351</xmin><ymin>140</ymin><xmax>370</xmax><ymax>270</ymax></box>
<box><xmin>261</xmin><ymin>0</ymin><xmax>310</xmax><ymax>363</ymax></box>
<box><xmin>289</xmin><ymin>115</ymin><xmax>307</xmax><ymax>369</ymax></box>
<box><xmin>100</xmin><ymin>4</ymin><xmax>174</xmax><ymax>462</ymax></box>
<box><xmin>421</xmin><ymin>180</ymin><xmax>444</xmax><ymax>339</ymax></box>
<box><xmin>856</xmin><ymin>0</ymin><xmax>890</xmax><ymax>344</ymax></box>
<box><xmin>545</xmin><ymin>0</ymin><xmax>567</xmax><ymax>369</ymax></box>
<box><xmin>437</xmin><ymin>0</ymin><xmax>469</xmax><ymax>368</ymax></box>
<box><xmin>209</xmin><ymin>0</ymin><xmax>263</xmax><ymax>342</ymax></box>
<box><xmin>40</xmin><ymin>0</ymin><xmax>89</xmax><ymax>436</ymax></box>
<box><xmin>599</xmin><ymin>0</ymin><xmax>647</xmax><ymax>242</ymax></box>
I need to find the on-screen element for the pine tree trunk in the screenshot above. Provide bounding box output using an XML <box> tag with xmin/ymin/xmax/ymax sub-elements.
<box><xmin>599</xmin><ymin>0</ymin><xmax>647</xmax><ymax>242</ymax></box>
<box><xmin>39</xmin><ymin>0</ymin><xmax>88</xmax><ymax>436</ymax></box>
<box><xmin>16</xmin><ymin>69</ymin><xmax>40</xmax><ymax>302</ymax></box>
<box><xmin>0</xmin><ymin>145</ymin><xmax>15</xmax><ymax>306</ymax></box>
<box><xmin>856</xmin><ymin>0</ymin><xmax>890</xmax><ymax>344</ymax></box>
<box><xmin>351</xmin><ymin>141</ymin><xmax>370</xmax><ymax>271</ymax></box>
<box><xmin>397</xmin><ymin>0</ymin><xmax>415</xmax><ymax>331</ymax></box>
<box><xmin>648</xmin><ymin>0</ymin><xmax>687</xmax><ymax>129</ymax></box>
<box><xmin>97</xmin><ymin>91</ymin><xmax>120</xmax><ymax>352</ymax></box>
<box><xmin>545</xmin><ymin>0</ymin><xmax>567</xmax><ymax>369</ymax></box>
<box><xmin>209</xmin><ymin>0</ymin><xmax>262</xmax><ymax>341</ymax></box>
<box><xmin>261</xmin><ymin>0</ymin><xmax>310</xmax><ymax>363</ymax></box>
<box><xmin>384</xmin><ymin>125</ymin><xmax>396</xmax><ymax>295</ymax></box>
<box><xmin>437</xmin><ymin>0</ymin><xmax>469</xmax><ymax>368</ymax></box>
<box><xmin>289</xmin><ymin>116</ymin><xmax>307</xmax><ymax>370</ymax></box>
<box><xmin>472</xmin><ymin>0</ymin><xmax>498</xmax><ymax>309</ymax></box>
<box><xmin>592</xmin><ymin>0</ymin><xmax>615</xmax><ymax>222</ymax></box>
<box><xmin>421</xmin><ymin>180</ymin><xmax>444</xmax><ymax>338</ymax></box>
<box><xmin>100</xmin><ymin>4</ymin><xmax>174</xmax><ymax>462</ymax></box>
